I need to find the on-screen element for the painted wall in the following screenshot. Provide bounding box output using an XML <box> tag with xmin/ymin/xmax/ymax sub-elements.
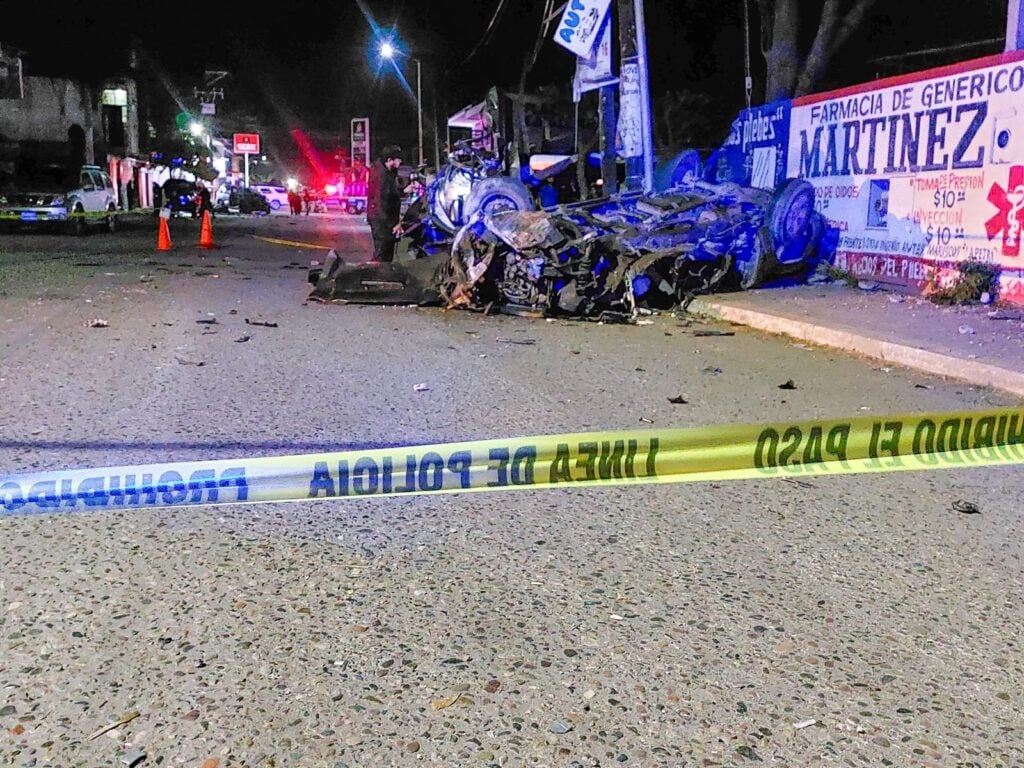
<box><xmin>719</xmin><ymin>51</ymin><xmax>1024</xmax><ymax>303</ymax></box>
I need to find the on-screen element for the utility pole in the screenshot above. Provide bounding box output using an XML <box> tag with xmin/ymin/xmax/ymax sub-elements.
<box><xmin>599</xmin><ymin>85</ymin><xmax>618</xmax><ymax>196</ymax></box>
<box><xmin>616</xmin><ymin>0</ymin><xmax>655</xmax><ymax>193</ymax></box>
<box><xmin>634</xmin><ymin>0</ymin><xmax>655</xmax><ymax>192</ymax></box>
<box><xmin>617</xmin><ymin>0</ymin><xmax>641</xmax><ymax>191</ymax></box>
<box><xmin>1008</xmin><ymin>0</ymin><xmax>1024</xmax><ymax>51</ymax></box>
<box><xmin>415</xmin><ymin>58</ymin><xmax>424</xmax><ymax>167</ymax></box>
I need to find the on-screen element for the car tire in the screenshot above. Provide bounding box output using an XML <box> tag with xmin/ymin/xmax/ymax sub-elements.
<box><xmin>701</xmin><ymin>147</ymin><xmax>746</xmax><ymax>184</ymax></box>
<box><xmin>106</xmin><ymin>206</ymin><xmax>118</xmax><ymax>233</ymax></box>
<box><xmin>774</xmin><ymin>210</ymin><xmax>824</xmax><ymax>270</ymax></box>
<box><xmin>654</xmin><ymin>149</ymin><xmax>702</xmax><ymax>192</ymax></box>
<box><xmin>271</xmin><ymin>200</ymin><xmax>281</xmax><ymax>211</ymax></box>
<box><xmin>767</xmin><ymin>178</ymin><xmax>816</xmax><ymax>251</ymax></box>
<box><xmin>464</xmin><ymin>176</ymin><xmax>535</xmax><ymax>221</ymax></box>
<box><xmin>738</xmin><ymin>227</ymin><xmax>775</xmax><ymax>290</ymax></box>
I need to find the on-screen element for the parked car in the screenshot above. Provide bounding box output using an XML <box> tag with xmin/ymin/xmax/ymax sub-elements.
<box><xmin>251</xmin><ymin>184</ymin><xmax>290</xmax><ymax>211</ymax></box>
<box><xmin>236</xmin><ymin>188</ymin><xmax>271</xmax><ymax>215</ymax></box>
<box><xmin>212</xmin><ymin>186</ymin><xmax>271</xmax><ymax>215</ymax></box>
<box><xmin>161</xmin><ymin>179</ymin><xmax>198</xmax><ymax>217</ymax></box>
<box><xmin>0</xmin><ymin>164</ymin><xmax>118</xmax><ymax>235</ymax></box>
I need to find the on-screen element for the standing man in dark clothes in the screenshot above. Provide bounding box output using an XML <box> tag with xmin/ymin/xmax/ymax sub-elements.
<box><xmin>195</xmin><ymin>179</ymin><xmax>212</xmax><ymax>216</ymax></box>
<box><xmin>366</xmin><ymin>145</ymin><xmax>404</xmax><ymax>263</ymax></box>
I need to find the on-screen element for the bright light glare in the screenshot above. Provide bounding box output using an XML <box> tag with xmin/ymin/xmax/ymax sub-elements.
<box><xmin>189</xmin><ymin>122</ymin><xmax>204</xmax><ymax>137</ymax></box>
<box><xmin>325</xmin><ymin>184</ymin><xmax>338</xmax><ymax>196</ymax></box>
<box><xmin>287</xmin><ymin>178</ymin><xmax>299</xmax><ymax>190</ymax></box>
<box><xmin>379</xmin><ymin>41</ymin><xmax>395</xmax><ymax>59</ymax></box>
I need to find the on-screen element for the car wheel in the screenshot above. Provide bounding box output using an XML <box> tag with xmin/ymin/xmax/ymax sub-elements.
<box><xmin>738</xmin><ymin>227</ymin><xmax>775</xmax><ymax>290</ymax></box>
<box><xmin>106</xmin><ymin>206</ymin><xmax>118</xmax><ymax>233</ymax></box>
<box><xmin>654</xmin><ymin>149</ymin><xmax>702</xmax><ymax>192</ymax></box>
<box><xmin>767</xmin><ymin>178</ymin><xmax>816</xmax><ymax>254</ymax></box>
<box><xmin>464</xmin><ymin>177</ymin><xmax>535</xmax><ymax>222</ymax></box>
<box><xmin>701</xmin><ymin>147</ymin><xmax>746</xmax><ymax>184</ymax></box>
<box><xmin>271</xmin><ymin>200</ymin><xmax>281</xmax><ymax>211</ymax></box>
<box><xmin>774</xmin><ymin>210</ymin><xmax>824</xmax><ymax>271</ymax></box>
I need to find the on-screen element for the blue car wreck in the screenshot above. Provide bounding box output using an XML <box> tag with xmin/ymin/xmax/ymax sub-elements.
<box><xmin>434</xmin><ymin>175</ymin><xmax>836</xmax><ymax>317</ymax></box>
<box><xmin>310</xmin><ymin>174</ymin><xmax>837</xmax><ymax>319</ymax></box>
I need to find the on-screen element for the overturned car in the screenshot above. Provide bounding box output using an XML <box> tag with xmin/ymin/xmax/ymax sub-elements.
<box><xmin>310</xmin><ymin>176</ymin><xmax>835</xmax><ymax>319</ymax></box>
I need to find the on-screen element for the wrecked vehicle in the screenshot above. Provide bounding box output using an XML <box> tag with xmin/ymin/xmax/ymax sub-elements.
<box><xmin>435</xmin><ymin>177</ymin><xmax>832</xmax><ymax>317</ymax></box>
<box><xmin>425</xmin><ymin>139</ymin><xmax>534</xmax><ymax>235</ymax></box>
<box><xmin>309</xmin><ymin>176</ymin><xmax>834</xmax><ymax>318</ymax></box>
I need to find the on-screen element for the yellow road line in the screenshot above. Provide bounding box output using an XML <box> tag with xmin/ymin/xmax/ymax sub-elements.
<box><xmin>251</xmin><ymin>235</ymin><xmax>328</xmax><ymax>249</ymax></box>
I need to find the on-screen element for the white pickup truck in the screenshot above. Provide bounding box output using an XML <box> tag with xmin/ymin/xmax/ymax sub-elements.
<box><xmin>0</xmin><ymin>164</ymin><xmax>118</xmax><ymax>234</ymax></box>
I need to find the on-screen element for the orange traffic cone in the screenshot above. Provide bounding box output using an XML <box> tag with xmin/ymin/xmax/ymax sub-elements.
<box><xmin>157</xmin><ymin>211</ymin><xmax>172</xmax><ymax>251</ymax></box>
<box><xmin>198</xmin><ymin>209</ymin><xmax>216</xmax><ymax>249</ymax></box>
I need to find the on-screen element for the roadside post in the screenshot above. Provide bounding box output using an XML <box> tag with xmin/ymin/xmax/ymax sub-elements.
<box><xmin>351</xmin><ymin>118</ymin><xmax>371</xmax><ymax>168</ymax></box>
<box><xmin>616</xmin><ymin>0</ymin><xmax>655</xmax><ymax>192</ymax></box>
<box><xmin>555</xmin><ymin>0</ymin><xmax>620</xmax><ymax>194</ymax></box>
<box><xmin>1009</xmin><ymin>0</ymin><xmax>1024</xmax><ymax>51</ymax></box>
<box><xmin>233</xmin><ymin>133</ymin><xmax>260</xmax><ymax>188</ymax></box>
<box><xmin>633</xmin><ymin>0</ymin><xmax>655</xmax><ymax>192</ymax></box>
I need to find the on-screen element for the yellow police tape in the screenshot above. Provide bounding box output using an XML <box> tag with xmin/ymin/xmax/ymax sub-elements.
<box><xmin>0</xmin><ymin>209</ymin><xmax>145</xmax><ymax>222</ymax></box>
<box><xmin>2</xmin><ymin>408</ymin><xmax>1022</xmax><ymax>515</ymax></box>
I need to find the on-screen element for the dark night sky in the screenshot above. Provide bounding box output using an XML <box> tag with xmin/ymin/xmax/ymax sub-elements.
<box><xmin>3</xmin><ymin>1</ymin><xmax>1011</xmax><ymax>167</ymax></box>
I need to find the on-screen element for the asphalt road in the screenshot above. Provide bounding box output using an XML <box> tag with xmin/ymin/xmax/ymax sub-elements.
<box><xmin>0</xmin><ymin>212</ymin><xmax>1022</xmax><ymax>767</ymax></box>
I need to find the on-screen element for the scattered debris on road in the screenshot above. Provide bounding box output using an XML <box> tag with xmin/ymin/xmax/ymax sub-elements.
<box><xmin>88</xmin><ymin>710</ymin><xmax>140</xmax><ymax>741</ymax></box>
<box><xmin>413</xmin><ymin>383</ymin><xmax>430</xmax><ymax>392</ymax></box>
<box><xmin>234</xmin><ymin>333</ymin><xmax>251</xmax><ymax>343</ymax></box>
<box><xmin>245</xmin><ymin>319</ymin><xmax>279</xmax><ymax>328</ymax></box>
<box><xmin>953</xmin><ymin>500</ymin><xmax>981</xmax><ymax>515</ymax></box>
<box><xmin>668</xmin><ymin>395</ymin><xmax>689</xmax><ymax>404</ymax></box>
<box><xmin>496</xmin><ymin>337</ymin><xmax>536</xmax><ymax>345</ymax></box>
<box><xmin>778</xmin><ymin>379</ymin><xmax>797</xmax><ymax>390</ymax></box>
<box><xmin>85</xmin><ymin>318</ymin><xmax>109</xmax><ymax>328</ymax></box>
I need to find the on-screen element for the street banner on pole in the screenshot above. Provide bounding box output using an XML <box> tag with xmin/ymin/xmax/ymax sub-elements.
<box><xmin>616</xmin><ymin>59</ymin><xmax>642</xmax><ymax>158</ymax></box>
<box><xmin>573</xmin><ymin>13</ymin><xmax>617</xmax><ymax>102</ymax></box>
<box><xmin>351</xmin><ymin>118</ymin><xmax>370</xmax><ymax>167</ymax></box>
<box><xmin>554</xmin><ymin>0</ymin><xmax>613</xmax><ymax>58</ymax></box>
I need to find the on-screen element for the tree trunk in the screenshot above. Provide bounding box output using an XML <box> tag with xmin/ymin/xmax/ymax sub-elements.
<box><xmin>795</xmin><ymin>0</ymin><xmax>875</xmax><ymax>96</ymax></box>
<box><xmin>795</xmin><ymin>0</ymin><xmax>840</xmax><ymax>97</ymax></box>
<box><xmin>762</xmin><ymin>0</ymin><xmax>800</xmax><ymax>102</ymax></box>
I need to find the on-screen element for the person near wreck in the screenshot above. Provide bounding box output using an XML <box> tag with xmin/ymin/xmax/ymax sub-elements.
<box><xmin>366</xmin><ymin>144</ymin><xmax>404</xmax><ymax>262</ymax></box>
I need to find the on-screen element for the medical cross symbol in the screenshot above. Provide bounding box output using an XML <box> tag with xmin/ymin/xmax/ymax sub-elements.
<box><xmin>986</xmin><ymin>166</ymin><xmax>1024</xmax><ymax>258</ymax></box>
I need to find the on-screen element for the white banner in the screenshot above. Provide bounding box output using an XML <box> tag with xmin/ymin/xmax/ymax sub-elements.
<box><xmin>573</xmin><ymin>13</ymin><xmax>617</xmax><ymax>102</ymax></box>
<box><xmin>617</xmin><ymin>59</ymin><xmax>642</xmax><ymax>158</ymax></box>
<box><xmin>554</xmin><ymin>0</ymin><xmax>613</xmax><ymax>58</ymax></box>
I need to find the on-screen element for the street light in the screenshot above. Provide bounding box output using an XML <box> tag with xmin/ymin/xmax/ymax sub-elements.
<box><xmin>189</xmin><ymin>121</ymin><xmax>204</xmax><ymax>137</ymax></box>
<box><xmin>379</xmin><ymin>41</ymin><xmax>424</xmax><ymax>168</ymax></box>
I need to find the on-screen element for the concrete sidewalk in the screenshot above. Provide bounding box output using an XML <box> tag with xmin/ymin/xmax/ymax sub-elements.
<box><xmin>689</xmin><ymin>283</ymin><xmax>1024</xmax><ymax>398</ymax></box>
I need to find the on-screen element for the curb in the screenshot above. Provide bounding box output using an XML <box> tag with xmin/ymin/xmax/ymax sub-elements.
<box><xmin>689</xmin><ymin>297</ymin><xmax>1024</xmax><ymax>399</ymax></box>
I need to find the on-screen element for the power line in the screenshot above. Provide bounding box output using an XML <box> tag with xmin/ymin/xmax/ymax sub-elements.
<box><xmin>460</xmin><ymin>0</ymin><xmax>513</xmax><ymax>65</ymax></box>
